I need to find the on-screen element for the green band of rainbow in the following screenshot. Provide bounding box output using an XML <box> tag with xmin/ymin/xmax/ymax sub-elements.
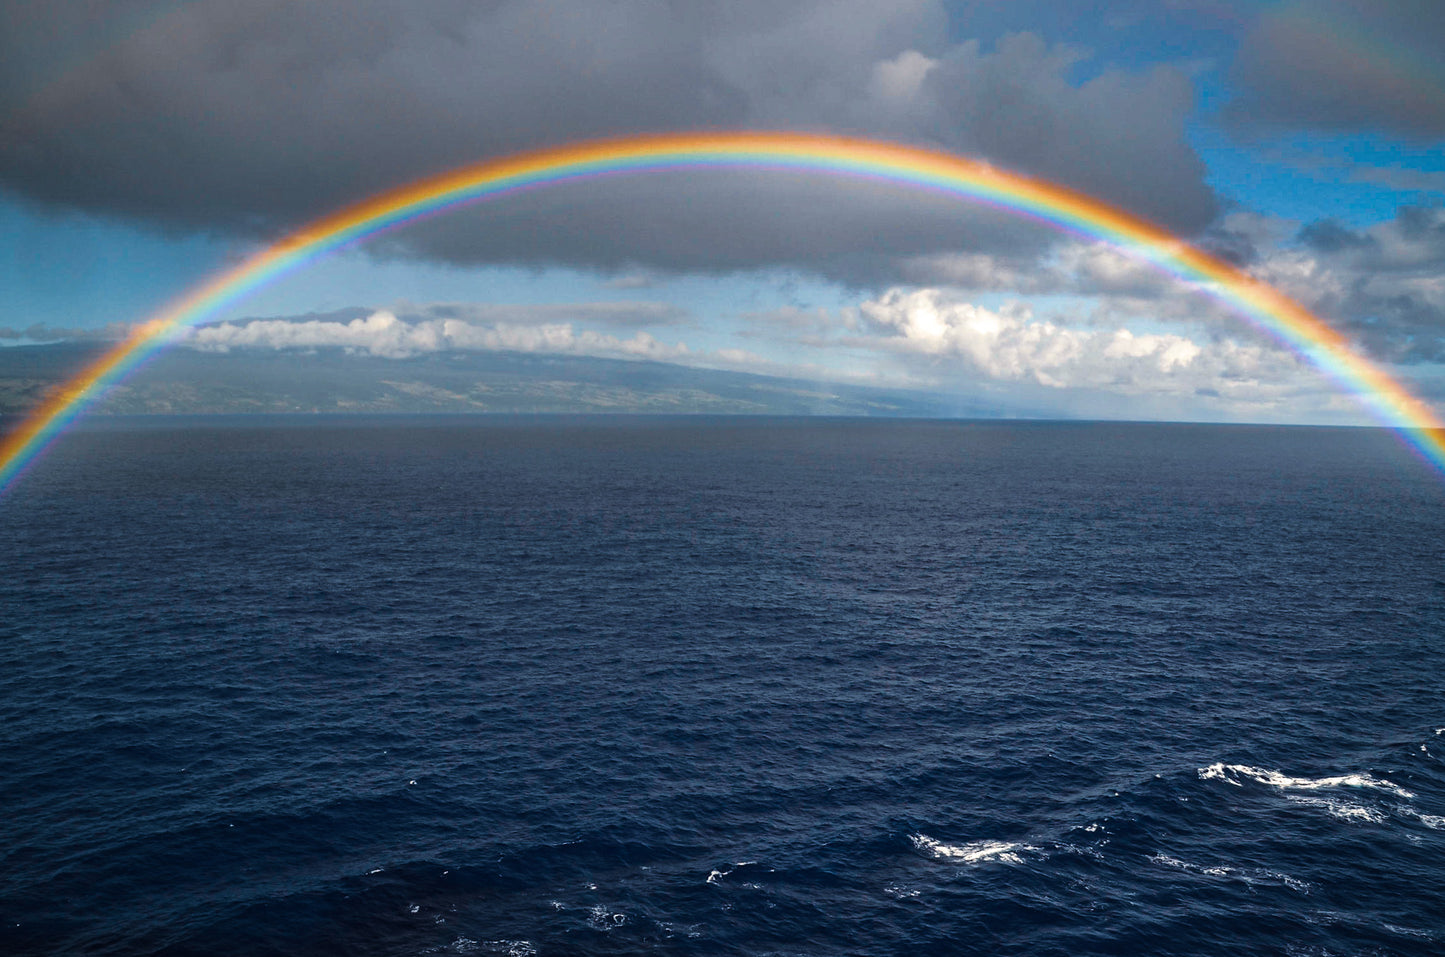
<box><xmin>3</xmin><ymin>131</ymin><xmax>1442</xmax><ymax>494</ymax></box>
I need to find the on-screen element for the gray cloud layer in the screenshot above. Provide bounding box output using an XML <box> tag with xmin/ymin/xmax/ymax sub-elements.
<box><xmin>1228</xmin><ymin>0</ymin><xmax>1445</xmax><ymax>138</ymax></box>
<box><xmin>1286</xmin><ymin>205</ymin><xmax>1445</xmax><ymax>363</ymax></box>
<box><xmin>1</xmin><ymin>0</ymin><xmax>1215</xmax><ymax>280</ymax></box>
<box><xmin>3</xmin><ymin>0</ymin><xmax>1438</xmax><ymax>370</ymax></box>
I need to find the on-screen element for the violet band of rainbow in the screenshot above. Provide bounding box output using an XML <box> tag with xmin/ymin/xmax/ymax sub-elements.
<box><xmin>3</xmin><ymin>131</ymin><xmax>1442</xmax><ymax>495</ymax></box>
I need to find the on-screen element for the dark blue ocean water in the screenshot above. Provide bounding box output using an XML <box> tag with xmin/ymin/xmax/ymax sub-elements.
<box><xmin>3</xmin><ymin>416</ymin><xmax>1444</xmax><ymax>956</ymax></box>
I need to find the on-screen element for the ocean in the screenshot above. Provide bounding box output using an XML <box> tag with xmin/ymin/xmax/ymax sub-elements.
<box><xmin>2</xmin><ymin>415</ymin><xmax>1443</xmax><ymax>956</ymax></box>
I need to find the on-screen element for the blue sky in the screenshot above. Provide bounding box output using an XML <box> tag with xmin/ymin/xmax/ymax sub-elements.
<box><xmin>2</xmin><ymin>1</ymin><xmax>1442</xmax><ymax>424</ymax></box>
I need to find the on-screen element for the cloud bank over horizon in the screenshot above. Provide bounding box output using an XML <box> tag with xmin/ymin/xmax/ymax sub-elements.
<box><xmin>187</xmin><ymin>310</ymin><xmax>691</xmax><ymax>364</ymax></box>
<box><xmin>165</xmin><ymin>289</ymin><xmax>1333</xmax><ymax>417</ymax></box>
<box><xmin>2</xmin><ymin>0</ymin><xmax>1441</xmax><ymax>423</ymax></box>
<box><xmin>855</xmin><ymin>288</ymin><xmax>1305</xmax><ymax>399</ymax></box>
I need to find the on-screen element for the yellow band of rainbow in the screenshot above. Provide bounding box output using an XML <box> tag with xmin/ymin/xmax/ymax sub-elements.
<box><xmin>2</xmin><ymin>131</ymin><xmax>1442</xmax><ymax>493</ymax></box>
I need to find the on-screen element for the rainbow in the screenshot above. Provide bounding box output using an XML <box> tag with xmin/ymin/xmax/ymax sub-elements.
<box><xmin>2</xmin><ymin>131</ymin><xmax>1442</xmax><ymax>494</ymax></box>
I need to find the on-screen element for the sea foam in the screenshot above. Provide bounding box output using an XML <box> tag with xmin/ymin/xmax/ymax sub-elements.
<box><xmin>1197</xmin><ymin>763</ymin><xmax>1413</xmax><ymax>798</ymax></box>
<box><xmin>1285</xmin><ymin>794</ymin><xmax>1388</xmax><ymax>824</ymax></box>
<box><xmin>911</xmin><ymin>834</ymin><xmax>1032</xmax><ymax>865</ymax></box>
<box><xmin>1148</xmin><ymin>853</ymin><xmax>1310</xmax><ymax>892</ymax></box>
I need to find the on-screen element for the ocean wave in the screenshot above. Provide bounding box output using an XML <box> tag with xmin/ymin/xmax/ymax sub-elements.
<box><xmin>442</xmin><ymin>939</ymin><xmax>536</xmax><ymax>956</ymax></box>
<box><xmin>655</xmin><ymin>920</ymin><xmax>704</xmax><ymax>939</ymax></box>
<box><xmin>1401</xmin><ymin>809</ymin><xmax>1445</xmax><ymax>829</ymax></box>
<box><xmin>911</xmin><ymin>834</ymin><xmax>1033</xmax><ymax>865</ymax></box>
<box><xmin>1148</xmin><ymin>853</ymin><xmax>1311</xmax><ymax>892</ymax></box>
<box><xmin>1285</xmin><ymin>795</ymin><xmax>1388</xmax><ymax>824</ymax></box>
<box><xmin>706</xmin><ymin>861</ymin><xmax>762</xmax><ymax>885</ymax></box>
<box><xmin>1197</xmin><ymin>763</ymin><xmax>1413</xmax><ymax>798</ymax></box>
<box><xmin>587</xmin><ymin>905</ymin><xmax>627</xmax><ymax>931</ymax></box>
<box><xmin>1381</xmin><ymin>922</ymin><xmax>1435</xmax><ymax>941</ymax></box>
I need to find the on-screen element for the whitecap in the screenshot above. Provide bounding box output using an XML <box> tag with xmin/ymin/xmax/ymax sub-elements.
<box><xmin>1402</xmin><ymin>809</ymin><xmax>1445</xmax><ymax>829</ymax></box>
<box><xmin>587</xmin><ymin>905</ymin><xmax>626</xmax><ymax>931</ymax></box>
<box><xmin>656</xmin><ymin>920</ymin><xmax>704</xmax><ymax>939</ymax></box>
<box><xmin>1149</xmin><ymin>853</ymin><xmax>1191</xmax><ymax>870</ymax></box>
<box><xmin>1381</xmin><ymin>923</ymin><xmax>1434</xmax><ymax>940</ymax></box>
<box><xmin>1286</xmin><ymin>794</ymin><xmax>1388</xmax><ymax>824</ymax></box>
<box><xmin>1197</xmin><ymin>763</ymin><xmax>1413</xmax><ymax>798</ymax></box>
<box><xmin>1277</xmin><ymin>873</ymin><xmax>1313</xmax><ymax>893</ymax></box>
<box><xmin>444</xmin><ymin>940</ymin><xmax>535</xmax><ymax>956</ymax></box>
<box><xmin>706</xmin><ymin>861</ymin><xmax>759</xmax><ymax>885</ymax></box>
<box><xmin>1148</xmin><ymin>852</ymin><xmax>1310</xmax><ymax>891</ymax></box>
<box><xmin>911</xmin><ymin>834</ymin><xmax>1032</xmax><ymax>865</ymax></box>
<box><xmin>1148</xmin><ymin>852</ymin><xmax>1240</xmax><ymax>878</ymax></box>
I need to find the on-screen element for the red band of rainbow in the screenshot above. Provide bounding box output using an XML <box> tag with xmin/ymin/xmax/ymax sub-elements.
<box><xmin>3</xmin><ymin>131</ymin><xmax>1441</xmax><ymax>494</ymax></box>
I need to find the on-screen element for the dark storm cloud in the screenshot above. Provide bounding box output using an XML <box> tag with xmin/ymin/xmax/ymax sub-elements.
<box><xmin>1296</xmin><ymin>219</ymin><xmax>1372</xmax><ymax>254</ymax></box>
<box><xmin>1292</xmin><ymin>206</ymin><xmax>1445</xmax><ymax>363</ymax></box>
<box><xmin>0</xmin><ymin>0</ymin><xmax>1216</xmax><ymax>280</ymax></box>
<box><xmin>1227</xmin><ymin>0</ymin><xmax>1445</xmax><ymax>138</ymax></box>
<box><xmin>1297</xmin><ymin>206</ymin><xmax>1445</xmax><ymax>272</ymax></box>
<box><xmin>917</xmin><ymin>34</ymin><xmax>1212</xmax><ymax>234</ymax></box>
<box><xmin>370</xmin><ymin>166</ymin><xmax>1054</xmax><ymax>283</ymax></box>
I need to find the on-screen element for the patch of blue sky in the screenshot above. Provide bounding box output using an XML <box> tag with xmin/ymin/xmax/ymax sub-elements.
<box><xmin>939</xmin><ymin>0</ymin><xmax>1242</xmax><ymax>83</ymax></box>
<box><xmin>0</xmin><ymin>184</ymin><xmax>863</xmax><ymax>346</ymax></box>
<box><xmin>0</xmin><ymin>195</ymin><xmax>237</xmax><ymax>334</ymax></box>
<box><xmin>225</xmin><ymin>255</ymin><xmax>857</xmax><ymax>339</ymax></box>
<box><xmin>1189</xmin><ymin>126</ymin><xmax>1444</xmax><ymax>229</ymax></box>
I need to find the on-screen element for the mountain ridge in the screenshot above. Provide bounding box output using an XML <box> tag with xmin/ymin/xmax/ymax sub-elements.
<box><xmin>0</xmin><ymin>342</ymin><xmax>1016</xmax><ymax>419</ymax></box>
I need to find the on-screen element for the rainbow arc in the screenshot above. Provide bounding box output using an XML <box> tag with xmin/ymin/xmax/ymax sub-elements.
<box><xmin>2</xmin><ymin>131</ymin><xmax>1442</xmax><ymax>494</ymax></box>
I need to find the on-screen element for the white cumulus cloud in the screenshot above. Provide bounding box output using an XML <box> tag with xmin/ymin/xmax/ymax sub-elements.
<box><xmin>186</xmin><ymin>310</ymin><xmax>689</xmax><ymax>362</ymax></box>
<box><xmin>857</xmin><ymin>287</ymin><xmax>1306</xmax><ymax>397</ymax></box>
